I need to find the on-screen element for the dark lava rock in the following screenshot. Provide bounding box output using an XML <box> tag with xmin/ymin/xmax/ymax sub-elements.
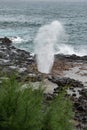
<box><xmin>48</xmin><ymin>76</ymin><xmax>84</xmax><ymax>98</ymax></box>
<box><xmin>44</xmin><ymin>93</ymin><xmax>54</xmax><ymax>101</ymax></box>
<box><xmin>48</xmin><ymin>75</ymin><xmax>87</xmax><ymax>130</ymax></box>
<box><xmin>73</xmin><ymin>90</ymin><xmax>87</xmax><ymax>130</ymax></box>
<box><xmin>24</xmin><ymin>74</ymin><xmax>43</xmax><ymax>82</ymax></box>
<box><xmin>72</xmin><ymin>93</ymin><xmax>77</xmax><ymax>97</ymax></box>
<box><xmin>76</xmin><ymin>105</ymin><xmax>85</xmax><ymax>112</ymax></box>
<box><xmin>0</xmin><ymin>37</ymin><xmax>12</xmax><ymax>45</ymax></box>
<box><xmin>48</xmin><ymin>76</ymin><xmax>83</xmax><ymax>88</ymax></box>
<box><xmin>80</xmin><ymin>89</ymin><xmax>87</xmax><ymax>98</ymax></box>
<box><xmin>55</xmin><ymin>54</ymin><xmax>87</xmax><ymax>62</ymax></box>
<box><xmin>0</xmin><ymin>37</ymin><xmax>39</xmax><ymax>83</ymax></box>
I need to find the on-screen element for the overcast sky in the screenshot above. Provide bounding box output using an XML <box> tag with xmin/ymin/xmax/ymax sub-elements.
<box><xmin>0</xmin><ymin>0</ymin><xmax>87</xmax><ymax>2</ymax></box>
<box><xmin>20</xmin><ymin>0</ymin><xmax>86</xmax><ymax>1</ymax></box>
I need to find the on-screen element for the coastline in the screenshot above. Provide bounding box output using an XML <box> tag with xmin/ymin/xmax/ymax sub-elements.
<box><xmin>0</xmin><ymin>37</ymin><xmax>87</xmax><ymax>130</ymax></box>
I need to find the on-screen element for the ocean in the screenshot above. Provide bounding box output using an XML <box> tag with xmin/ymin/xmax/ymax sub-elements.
<box><xmin>0</xmin><ymin>1</ymin><xmax>87</xmax><ymax>56</ymax></box>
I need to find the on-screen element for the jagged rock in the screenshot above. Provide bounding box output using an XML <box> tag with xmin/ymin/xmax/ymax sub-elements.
<box><xmin>48</xmin><ymin>76</ymin><xmax>83</xmax><ymax>88</ymax></box>
<box><xmin>0</xmin><ymin>39</ymin><xmax>38</xmax><ymax>81</ymax></box>
<box><xmin>73</xmin><ymin>89</ymin><xmax>87</xmax><ymax>130</ymax></box>
<box><xmin>80</xmin><ymin>89</ymin><xmax>87</xmax><ymax>98</ymax></box>
<box><xmin>0</xmin><ymin>37</ymin><xmax>12</xmax><ymax>45</ymax></box>
<box><xmin>48</xmin><ymin>75</ymin><xmax>87</xmax><ymax>130</ymax></box>
<box><xmin>55</xmin><ymin>54</ymin><xmax>87</xmax><ymax>62</ymax></box>
<box><xmin>44</xmin><ymin>93</ymin><xmax>54</xmax><ymax>101</ymax></box>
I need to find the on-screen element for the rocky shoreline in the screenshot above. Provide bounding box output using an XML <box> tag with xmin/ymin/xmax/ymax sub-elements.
<box><xmin>0</xmin><ymin>37</ymin><xmax>87</xmax><ymax>130</ymax></box>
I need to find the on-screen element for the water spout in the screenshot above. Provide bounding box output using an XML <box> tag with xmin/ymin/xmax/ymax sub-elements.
<box><xmin>34</xmin><ymin>21</ymin><xmax>66</xmax><ymax>74</ymax></box>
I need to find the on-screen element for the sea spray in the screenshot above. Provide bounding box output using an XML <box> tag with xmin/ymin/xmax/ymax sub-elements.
<box><xmin>34</xmin><ymin>21</ymin><xmax>66</xmax><ymax>74</ymax></box>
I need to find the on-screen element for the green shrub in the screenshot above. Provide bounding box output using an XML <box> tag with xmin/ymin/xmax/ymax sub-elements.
<box><xmin>0</xmin><ymin>76</ymin><xmax>75</xmax><ymax>130</ymax></box>
<box><xmin>43</xmin><ymin>91</ymin><xmax>75</xmax><ymax>130</ymax></box>
<box><xmin>0</xmin><ymin>76</ymin><xmax>44</xmax><ymax>130</ymax></box>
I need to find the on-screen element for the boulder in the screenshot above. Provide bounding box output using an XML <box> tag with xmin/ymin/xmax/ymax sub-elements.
<box><xmin>48</xmin><ymin>76</ymin><xmax>83</xmax><ymax>88</ymax></box>
<box><xmin>0</xmin><ymin>37</ymin><xmax>12</xmax><ymax>45</ymax></box>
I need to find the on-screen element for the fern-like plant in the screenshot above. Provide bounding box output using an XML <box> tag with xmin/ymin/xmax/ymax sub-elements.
<box><xmin>0</xmin><ymin>76</ymin><xmax>44</xmax><ymax>130</ymax></box>
<box><xmin>43</xmin><ymin>91</ymin><xmax>75</xmax><ymax>130</ymax></box>
<box><xmin>0</xmin><ymin>76</ymin><xmax>75</xmax><ymax>130</ymax></box>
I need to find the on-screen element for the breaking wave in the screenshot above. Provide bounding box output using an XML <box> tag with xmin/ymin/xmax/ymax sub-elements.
<box><xmin>11</xmin><ymin>36</ymin><xmax>25</xmax><ymax>44</ymax></box>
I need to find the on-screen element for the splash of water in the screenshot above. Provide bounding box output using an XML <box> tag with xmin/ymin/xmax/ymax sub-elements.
<box><xmin>11</xmin><ymin>36</ymin><xmax>24</xmax><ymax>44</ymax></box>
<box><xmin>34</xmin><ymin>21</ymin><xmax>66</xmax><ymax>74</ymax></box>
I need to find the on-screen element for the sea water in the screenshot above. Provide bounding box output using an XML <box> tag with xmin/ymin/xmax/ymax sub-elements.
<box><xmin>0</xmin><ymin>1</ymin><xmax>87</xmax><ymax>56</ymax></box>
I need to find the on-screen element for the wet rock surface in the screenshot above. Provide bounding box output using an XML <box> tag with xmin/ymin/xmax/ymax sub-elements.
<box><xmin>48</xmin><ymin>76</ymin><xmax>83</xmax><ymax>88</ymax></box>
<box><xmin>0</xmin><ymin>37</ymin><xmax>87</xmax><ymax>130</ymax></box>
<box><xmin>55</xmin><ymin>54</ymin><xmax>87</xmax><ymax>63</ymax></box>
<box><xmin>0</xmin><ymin>37</ymin><xmax>44</xmax><ymax>82</ymax></box>
<box><xmin>48</xmin><ymin>76</ymin><xmax>87</xmax><ymax>130</ymax></box>
<box><xmin>0</xmin><ymin>37</ymin><xmax>12</xmax><ymax>45</ymax></box>
<box><xmin>73</xmin><ymin>89</ymin><xmax>87</xmax><ymax>130</ymax></box>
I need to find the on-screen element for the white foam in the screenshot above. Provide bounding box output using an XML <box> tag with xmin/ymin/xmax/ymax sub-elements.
<box><xmin>56</xmin><ymin>44</ymin><xmax>87</xmax><ymax>56</ymax></box>
<box><xmin>11</xmin><ymin>36</ymin><xmax>24</xmax><ymax>44</ymax></box>
<box><xmin>57</xmin><ymin>44</ymin><xmax>75</xmax><ymax>55</ymax></box>
<box><xmin>34</xmin><ymin>21</ymin><xmax>66</xmax><ymax>74</ymax></box>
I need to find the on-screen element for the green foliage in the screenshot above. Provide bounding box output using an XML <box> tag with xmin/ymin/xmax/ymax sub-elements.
<box><xmin>43</xmin><ymin>91</ymin><xmax>74</xmax><ymax>130</ymax></box>
<box><xmin>0</xmin><ymin>76</ymin><xmax>44</xmax><ymax>130</ymax></box>
<box><xmin>0</xmin><ymin>76</ymin><xmax>75</xmax><ymax>130</ymax></box>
